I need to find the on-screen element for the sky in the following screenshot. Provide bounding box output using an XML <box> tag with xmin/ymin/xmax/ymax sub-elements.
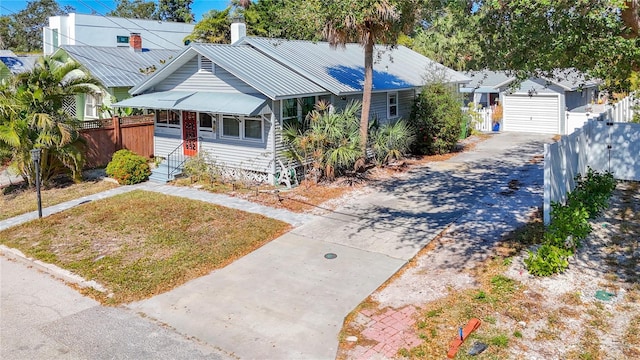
<box><xmin>0</xmin><ymin>0</ymin><xmax>230</xmax><ymax>22</ymax></box>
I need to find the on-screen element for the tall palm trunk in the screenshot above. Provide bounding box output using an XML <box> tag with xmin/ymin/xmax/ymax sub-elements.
<box><xmin>360</xmin><ymin>34</ymin><xmax>374</xmax><ymax>156</ymax></box>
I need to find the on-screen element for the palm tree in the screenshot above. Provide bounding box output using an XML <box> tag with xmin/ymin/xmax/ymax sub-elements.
<box><xmin>316</xmin><ymin>0</ymin><xmax>419</xmax><ymax>161</ymax></box>
<box><xmin>0</xmin><ymin>56</ymin><xmax>102</xmax><ymax>186</ymax></box>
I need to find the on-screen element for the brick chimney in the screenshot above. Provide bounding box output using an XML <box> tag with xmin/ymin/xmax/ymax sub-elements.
<box><xmin>129</xmin><ymin>33</ymin><xmax>142</xmax><ymax>52</ymax></box>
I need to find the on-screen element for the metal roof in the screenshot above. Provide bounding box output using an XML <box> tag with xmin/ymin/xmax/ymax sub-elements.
<box><xmin>462</xmin><ymin>69</ymin><xmax>600</xmax><ymax>93</ymax></box>
<box><xmin>189</xmin><ymin>43</ymin><xmax>327</xmax><ymax>99</ymax></box>
<box><xmin>114</xmin><ymin>91</ymin><xmax>267</xmax><ymax>116</ymax></box>
<box><xmin>461</xmin><ymin>70</ymin><xmax>515</xmax><ymax>92</ymax></box>
<box><xmin>243</xmin><ymin>37</ymin><xmax>470</xmax><ymax>95</ymax></box>
<box><xmin>59</xmin><ymin>45</ymin><xmax>181</xmax><ymax>88</ymax></box>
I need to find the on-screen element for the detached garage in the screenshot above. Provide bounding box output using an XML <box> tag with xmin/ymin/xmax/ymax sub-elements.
<box><xmin>462</xmin><ymin>70</ymin><xmax>601</xmax><ymax>135</ymax></box>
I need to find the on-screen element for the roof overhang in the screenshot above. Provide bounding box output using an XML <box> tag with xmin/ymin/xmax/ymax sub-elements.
<box><xmin>113</xmin><ymin>91</ymin><xmax>268</xmax><ymax>116</ymax></box>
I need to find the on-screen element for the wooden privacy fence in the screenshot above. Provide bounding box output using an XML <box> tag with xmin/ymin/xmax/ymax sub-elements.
<box><xmin>79</xmin><ymin>115</ymin><xmax>154</xmax><ymax>168</ymax></box>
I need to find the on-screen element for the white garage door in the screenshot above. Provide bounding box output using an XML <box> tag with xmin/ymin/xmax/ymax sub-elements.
<box><xmin>503</xmin><ymin>94</ymin><xmax>560</xmax><ymax>134</ymax></box>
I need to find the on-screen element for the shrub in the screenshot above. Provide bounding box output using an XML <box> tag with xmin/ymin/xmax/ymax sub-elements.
<box><xmin>105</xmin><ymin>149</ymin><xmax>150</xmax><ymax>185</ymax></box>
<box><xmin>282</xmin><ymin>100</ymin><xmax>362</xmax><ymax>181</ymax></box>
<box><xmin>409</xmin><ymin>82</ymin><xmax>464</xmax><ymax>155</ymax></box>
<box><xmin>182</xmin><ymin>153</ymin><xmax>220</xmax><ymax>183</ymax></box>
<box><xmin>370</xmin><ymin>119</ymin><xmax>416</xmax><ymax>166</ymax></box>
<box><xmin>524</xmin><ymin>244</ymin><xmax>571</xmax><ymax>276</ymax></box>
<box><xmin>525</xmin><ymin>168</ymin><xmax>616</xmax><ymax>276</ymax></box>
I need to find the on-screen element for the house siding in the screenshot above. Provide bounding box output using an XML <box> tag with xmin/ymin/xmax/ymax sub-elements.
<box><xmin>154</xmin><ymin>132</ymin><xmax>182</xmax><ymax>158</ymax></box>
<box><xmin>154</xmin><ymin>56</ymin><xmax>256</xmax><ymax>93</ymax></box>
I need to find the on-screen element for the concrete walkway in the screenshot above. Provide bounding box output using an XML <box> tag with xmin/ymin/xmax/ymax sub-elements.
<box><xmin>128</xmin><ymin>133</ymin><xmax>551</xmax><ymax>359</ymax></box>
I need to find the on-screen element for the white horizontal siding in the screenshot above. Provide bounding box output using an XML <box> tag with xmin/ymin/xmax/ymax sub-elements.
<box><xmin>200</xmin><ymin>140</ymin><xmax>273</xmax><ymax>173</ymax></box>
<box><xmin>155</xmin><ymin>56</ymin><xmax>257</xmax><ymax>93</ymax></box>
<box><xmin>398</xmin><ymin>90</ymin><xmax>415</xmax><ymax>120</ymax></box>
<box><xmin>154</xmin><ymin>132</ymin><xmax>182</xmax><ymax>158</ymax></box>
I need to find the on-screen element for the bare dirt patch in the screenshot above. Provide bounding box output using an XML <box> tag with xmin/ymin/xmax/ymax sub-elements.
<box><xmin>338</xmin><ymin>183</ymin><xmax>640</xmax><ymax>359</ymax></box>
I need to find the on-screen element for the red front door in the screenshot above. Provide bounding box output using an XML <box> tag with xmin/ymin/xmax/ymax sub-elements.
<box><xmin>182</xmin><ymin>111</ymin><xmax>198</xmax><ymax>156</ymax></box>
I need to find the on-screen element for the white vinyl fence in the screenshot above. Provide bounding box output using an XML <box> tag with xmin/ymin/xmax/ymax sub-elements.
<box><xmin>463</xmin><ymin>107</ymin><xmax>494</xmax><ymax>132</ymax></box>
<box><xmin>544</xmin><ymin>95</ymin><xmax>640</xmax><ymax>224</ymax></box>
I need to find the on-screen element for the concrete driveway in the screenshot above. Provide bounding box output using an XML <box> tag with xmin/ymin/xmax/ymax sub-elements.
<box><xmin>128</xmin><ymin>133</ymin><xmax>551</xmax><ymax>359</ymax></box>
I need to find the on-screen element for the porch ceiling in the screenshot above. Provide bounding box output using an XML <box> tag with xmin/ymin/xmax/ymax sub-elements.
<box><xmin>113</xmin><ymin>91</ymin><xmax>268</xmax><ymax>116</ymax></box>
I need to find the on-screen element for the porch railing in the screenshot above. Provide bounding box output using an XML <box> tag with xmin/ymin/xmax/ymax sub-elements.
<box><xmin>166</xmin><ymin>137</ymin><xmax>199</xmax><ymax>180</ymax></box>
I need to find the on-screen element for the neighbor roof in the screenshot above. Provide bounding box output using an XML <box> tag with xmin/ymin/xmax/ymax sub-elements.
<box><xmin>58</xmin><ymin>45</ymin><xmax>181</xmax><ymax>88</ymax></box>
<box><xmin>461</xmin><ymin>69</ymin><xmax>600</xmax><ymax>93</ymax></box>
<box><xmin>242</xmin><ymin>37</ymin><xmax>470</xmax><ymax>95</ymax></box>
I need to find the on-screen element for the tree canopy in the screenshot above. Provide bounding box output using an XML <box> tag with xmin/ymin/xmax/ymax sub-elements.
<box><xmin>476</xmin><ymin>0</ymin><xmax>640</xmax><ymax>90</ymax></box>
<box><xmin>107</xmin><ymin>0</ymin><xmax>158</xmax><ymax>20</ymax></box>
<box><xmin>158</xmin><ymin>0</ymin><xmax>194</xmax><ymax>23</ymax></box>
<box><xmin>0</xmin><ymin>0</ymin><xmax>73</xmax><ymax>53</ymax></box>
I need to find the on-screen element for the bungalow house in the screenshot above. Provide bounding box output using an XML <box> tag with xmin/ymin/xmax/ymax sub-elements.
<box><xmin>115</xmin><ymin>24</ymin><xmax>470</xmax><ymax>183</ymax></box>
<box><xmin>461</xmin><ymin>69</ymin><xmax>601</xmax><ymax>134</ymax></box>
<box><xmin>52</xmin><ymin>35</ymin><xmax>181</xmax><ymax>120</ymax></box>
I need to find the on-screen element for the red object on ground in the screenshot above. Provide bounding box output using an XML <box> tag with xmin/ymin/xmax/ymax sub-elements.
<box><xmin>446</xmin><ymin>318</ymin><xmax>482</xmax><ymax>358</ymax></box>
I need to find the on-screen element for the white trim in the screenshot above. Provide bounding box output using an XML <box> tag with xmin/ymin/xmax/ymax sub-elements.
<box><xmin>197</xmin><ymin>112</ymin><xmax>217</xmax><ymax>139</ymax></box>
<box><xmin>387</xmin><ymin>91</ymin><xmax>398</xmax><ymax>119</ymax></box>
<box><xmin>219</xmin><ymin>114</ymin><xmax>265</xmax><ymax>142</ymax></box>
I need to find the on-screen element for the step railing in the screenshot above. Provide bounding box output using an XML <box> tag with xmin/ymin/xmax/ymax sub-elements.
<box><xmin>166</xmin><ymin>137</ymin><xmax>199</xmax><ymax>180</ymax></box>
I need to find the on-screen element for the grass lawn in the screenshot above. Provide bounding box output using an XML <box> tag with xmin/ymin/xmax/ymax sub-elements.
<box><xmin>1</xmin><ymin>180</ymin><xmax>118</xmax><ymax>221</ymax></box>
<box><xmin>0</xmin><ymin>190</ymin><xmax>290</xmax><ymax>305</ymax></box>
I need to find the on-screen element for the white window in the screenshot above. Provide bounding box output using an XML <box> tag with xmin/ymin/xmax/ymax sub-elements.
<box><xmin>282</xmin><ymin>96</ymin><xmax>316</xmax><ymax>129</ymax></box>
<box><xmin>244</xmin><ymin>116</ymin><xmax>263</xmax><ymax>140</ymax></box>
<box><xmin>222</xmin><ymin>115</ymin><xmax>240</xmax><ymax>138</ymax></box>
<box><xmin>220</xmin><ymin>114</ymin><xmax>264</xmax><ymax>141</ymax></box>
<box><xmin>84</xmin><ymin>93</ymin><xmax>102</xmax><ymax>118</ymax></box>
<box><xmin>388</xmin><ymin>92</ymin><xmax>398</xmax><ymax>119</ymax></box>
<box><xmin>198</xmin><ymin>112</ymin><xmax>216</xmax><ymax>138</ymax></box>
<box><xmin>155</xmin><ymin>109</ymin><xmax>180</xmax><ymax>128</ymax></box>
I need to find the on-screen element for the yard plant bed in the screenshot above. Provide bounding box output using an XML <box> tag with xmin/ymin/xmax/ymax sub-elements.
<box><xmin>0</xmin><ymin>190</ymin><xmax>290</xmax><ymax>305</ymax></box>
<box><xmin>338</xmin><ymin>183</ymin><xmax>640</xmax><ymax>359</ymax></box>
<box><xmin>1</xmin><ymin>179</ymin><xmax>118</xmax><ymax>221</ymax></box>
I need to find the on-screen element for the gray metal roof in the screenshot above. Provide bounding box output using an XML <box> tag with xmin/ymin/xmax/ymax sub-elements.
<box><xmin>461</xmin><ymin>70</ymin><xmax>515</xmax><ymax>92</ymax></box>
<box><xmin>189</xmin><ymin>43</ymin><xmax>327</xmax><ymax>99</ymax></box>
<box><xmin>243</xmin><ymin>37</ymin><xmax>470</xmax><ymax>95</ymax></box>
<box><xmin>462</xmin><ymin>69</ymin><xmax>600</xmax><ymax>93</ymax></box>
<box><xmin>59</xmin><ymin>45</ymin><xmax>181</xmax><ymax>88</ymax></box>
<box><xmin>114</xmin><ymin>90</ymin><xmax>267</xmax><ymax>115</ymax></box>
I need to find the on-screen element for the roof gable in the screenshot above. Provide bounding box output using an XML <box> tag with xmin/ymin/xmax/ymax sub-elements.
<box><xmin>131</xmin><ymin>44</ymin><xmax>327</xmax><ymax>99</ymax></box>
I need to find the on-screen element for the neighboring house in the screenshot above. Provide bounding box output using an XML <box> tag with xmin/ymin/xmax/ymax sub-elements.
<box><xmin>0</xmin><ymin>50</ymin><xmax>38</xmax><ymax>81</ymax></box>
<box><xmin>52</xmin><ymin>35</ymin><xmax>181</xmax><ymax>120</ymax></box>
<box><xmin>461</xmin><ymin>69</ymin><xmax>601</xmax><ymax>134</ymax></box>
<box><xmin>43</xmin><ymin>13</ymin><xmax>194</xmax><ymax>55</ymax></box>
<box><xmin>115</xmin><ymin>24</ymin><xmax>469</xmax><ymax>183</ymax></box>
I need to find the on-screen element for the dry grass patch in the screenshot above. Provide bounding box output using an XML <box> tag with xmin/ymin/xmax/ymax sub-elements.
<box><xmin>1</xmin><ymin>179</ymin><xmax>118</xmax><ymax>220</ymax></box>
<box><xmin>0</xmin><ymin>190</ymin><xmax>290</xmax><ymax>305</ymax></box>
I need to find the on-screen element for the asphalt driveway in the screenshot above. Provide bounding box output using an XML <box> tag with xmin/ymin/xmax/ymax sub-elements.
<box><xmin>127</xmin><ymin>132</ymin><xmax>551</xmax><ymax>359</ymax></box>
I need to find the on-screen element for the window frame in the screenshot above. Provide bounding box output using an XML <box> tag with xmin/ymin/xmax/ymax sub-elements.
<box><xmin>84</xmin><ymin>93</ymin><xmax>102</xmax><ymax>119</ymax></box>
<box><xmin>219</xmin><ymin>114</ymin><xmax>264</xmax><ymax>142</ymax></box>
<box><xmin>281</xmin><ymin>96</ymin><xmax>316</xmax><ymax>130</ymax></box>
<box><xmin>155</xmin><ymin>109</ymin><xmax>181</xmax><ymax>128</ymax></box>
<box><xmin>198</xmin><ymin>112</ymin><xmax>216</xmax><ymax>139</ymax></box>
<box><xmin>387</xmin><ymin>92</ymin><xmax>398</xmax><ymax>119</ymax></box>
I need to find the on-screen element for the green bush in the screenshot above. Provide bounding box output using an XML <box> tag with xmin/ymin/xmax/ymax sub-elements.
<box><xmin>105</xmin><ymin>149</ymin><xmax>150</xmax><ymax>185</ymax></box>
<box><xmin>525</xmin><ymin>168</ymin><xmax>616</xmax><ymax>277</ymax></box>
<box><xmin>544</xmin><ymin>201</ymin><xmax>591</xmax><ymax>249</ymax></box>
<box><xmin>524</xmin><ymin>244</ymin><xmax>571</xmax><ymax>276</ymax></box>
<box><xmin>370</xmin><ymin>119</ymin><xmax>416</xmax><ymax>166</ymax></box>
<box><xmin>568</xmin><ymin>168</ymin><xmax>616</xmax><ymax>218</ymax></box>
<box><xmin>409</xmin><ymin>82</ymin><xmax>464</xmax><ymax>155</ymax></box>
